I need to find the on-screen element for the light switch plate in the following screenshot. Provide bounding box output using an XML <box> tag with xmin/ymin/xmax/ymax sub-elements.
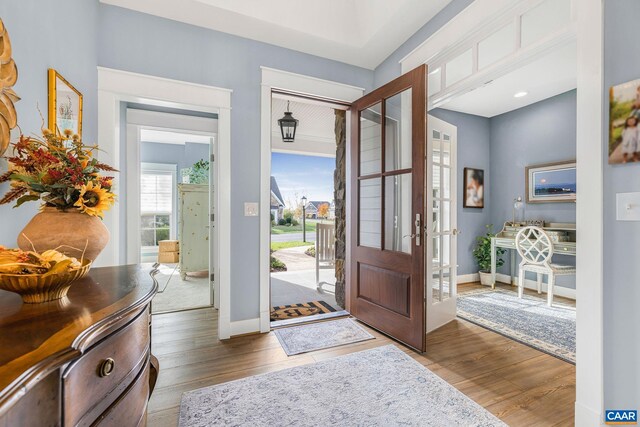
<box><xmin>616</xmin><ymin>192</ymin><xmax>640</xmax><ymax>221</ymax></box>
<box><xmin>244</xmin><ymin>202</ymin><xmax>259</xmax><ymax>217</ymax></box>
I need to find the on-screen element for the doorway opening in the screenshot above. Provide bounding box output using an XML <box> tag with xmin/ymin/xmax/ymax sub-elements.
<box><xmin>268</xmin><ymin>93</ymin><xmax>349</xmax><ymax>327</ymax></box>
<box><xmin>125</xmin><ymin>107</ymin><xmax>218</xmax><ymax>314</ymax></box>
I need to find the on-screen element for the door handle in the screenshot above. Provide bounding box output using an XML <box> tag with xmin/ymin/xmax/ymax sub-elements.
<box><xmin>415</xmin><ymin>214</ymin><xmax>421</xmax><ymax>246</ymax></box>
<box><xmin>452</xmin><ymin>229</ymin><xmax>461</xmax><ymax>236</ymax></box>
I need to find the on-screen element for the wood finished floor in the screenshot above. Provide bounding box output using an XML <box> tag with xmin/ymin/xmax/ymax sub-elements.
<box><xmin>148</xmin><ymin>282</ymin><xmax>576</xmax><ymax>426</ymax></box>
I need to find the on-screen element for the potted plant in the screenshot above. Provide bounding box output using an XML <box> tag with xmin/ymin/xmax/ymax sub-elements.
<box><xmin>0</xmin><ymin>129</ymin><xmax>117</xmax><ymax>261</ymax></box>
<box><xmin>472</xmin><ymin>224</ymin><xmax>506</xmax><ymax>286</ymax></box>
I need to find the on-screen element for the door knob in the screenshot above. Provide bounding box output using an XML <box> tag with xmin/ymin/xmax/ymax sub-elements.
<box><xmin>452</xmin><ymin>229</ymin><xmax>461</xmax><ymax>235</ymax></box>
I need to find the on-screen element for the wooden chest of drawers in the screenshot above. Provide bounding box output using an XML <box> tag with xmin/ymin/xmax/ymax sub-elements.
<box><xmin>0</xmin><ymin>265</ymin><xmax>159</xmax><ymax>427</ymax></box>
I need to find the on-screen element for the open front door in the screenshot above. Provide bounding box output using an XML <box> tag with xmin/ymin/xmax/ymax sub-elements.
<box><xmin>349</xmin><ymin>65</ymin><xmax>427</xmax><ymax>351</ymax></box>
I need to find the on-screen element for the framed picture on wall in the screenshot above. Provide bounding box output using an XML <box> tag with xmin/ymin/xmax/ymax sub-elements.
<box><xmin>525</xmin><ymin>161</ymin><xmax>576</xmax><ymax>203</ymax></box>
<box><xmin>463</xmin><ymin>167</ymin><xmax>484</xmax><ymax>208</ymax></box>
<box><xmin>609</xmin><ymin>78</ymin><xmax>640</xmax><ymax>164</ymax></box>
<box><xmin>48</xmin><ymin>69</ymin><xmax>83</xmax><ymax>137</ymax></box>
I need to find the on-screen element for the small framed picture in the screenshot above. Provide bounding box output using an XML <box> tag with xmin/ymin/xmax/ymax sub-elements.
<box><xmin>609</xmin><ymin>78</ymin><xmax>640</xmax><ymax>164</ymax></box>
<box><xmin>48</xmin><ymin>69</ymin><xmax>83</xmax><ymax>137</ymax></box>
<box><xmin>525</xmin><ymin>161</ymin><xmax>576</xmax><ymax>203</ymax></box>
<box><xmin>463</xmin><ymin>167</ymin><xmax>484</xmax><ymax>208</ymax></box>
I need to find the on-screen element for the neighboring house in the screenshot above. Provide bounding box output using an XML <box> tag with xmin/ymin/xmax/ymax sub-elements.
<box><xmin>305</xmin><ymin>200</ymin><xmax>331</xmax><ymax>219</ymax></box>
<box><xmin>270</xmin><ymin>176</ymin><xmax>285</xmax><ymax>222</ymax></box>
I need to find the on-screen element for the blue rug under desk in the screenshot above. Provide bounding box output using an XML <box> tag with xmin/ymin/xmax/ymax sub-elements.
<box><xmin>457</xmin><ymin>289</ymin><xmax>575</xmax><ymax>364</ymax></box>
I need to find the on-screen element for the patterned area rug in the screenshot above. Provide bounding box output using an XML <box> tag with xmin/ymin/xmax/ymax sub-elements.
<box><xmin>179</xmin><ymin>345</ymin><xmax>506</xmax><ymax>427</ymax></box>
<box><xmin>270</xmin><ymin>300</ymin><xmax>336</xmax><ymax>321</ymax></box>
<box><xmin>457</xmin><ymin>289</ymin><xmax>575</xmax><ymax>363</ymax></box>
<box><xmin>274</xmin><ymin>318</ymin><xmax>374</xmax><ymax>355</ymax></box>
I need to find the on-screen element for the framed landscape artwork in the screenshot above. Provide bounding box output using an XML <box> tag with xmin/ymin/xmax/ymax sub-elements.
<box><xmin>525</xmin><ymin>161</ymin><xmax>576</xmax><ymax>203</ymax></box>
<box><xmin>609</xmin><ymin>78</ymin><xmax>640</xmax><ymax>164</ymax></box>
<box><xmin>48</xmin><ymin>69</ymin><xmax>83</xmax><ymax>137</ymax></box>
<box><xmin>463</xmin><ymin>167</ymin><xmax>484</xmax><ymax>208</ymax></box>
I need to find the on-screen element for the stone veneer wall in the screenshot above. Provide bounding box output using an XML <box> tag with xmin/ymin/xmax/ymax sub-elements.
<box><xmin>334</xmin><ymin>110</ymin><xmax>346</xmax><ymax>308</ymax></box>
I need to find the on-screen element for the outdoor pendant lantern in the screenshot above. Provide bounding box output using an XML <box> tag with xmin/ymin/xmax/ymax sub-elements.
<box><xmin>278</xmin><ymin>101</ymin><xmax>298</xmax><ymax>143</ymax></box>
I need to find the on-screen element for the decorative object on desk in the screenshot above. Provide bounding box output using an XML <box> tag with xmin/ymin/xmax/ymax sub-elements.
<box><xmin>48</xmin><ymin>69</ymin><xmax>83</xmax><ymax>137</ymax></box>
<box><xmin>525</xmin><ymin>161</ymin><xmax>576</xmax><ymax>203</ymax></box>
<box><xmin>0</xmin><ymin>18</ymin><xmax>20</xmax><ymax>157</ymax></box>
<box><xmin>512</xmin><ymin>196</ymin><xmax>524</xmax><ymax>223</ymax></box>
<box><xmin>463</xmin><ymin>167</ymin><xmax>484</xmax><ymax>208</ymax></box>
<box><xmin>181</xmin><ymin>158</ymin><xmax>209</xmax><ymax>184</ymax></box>
<box><xmin>0</xmin><ymin>129</ymin><xmax>117</xmax><ymax>260</ymax></box>
<box><xmin>473</xmin><ymin>225</ymin><xmax>506</xmax><ymax>286</ymax></box>
<box><xmin>608</xmin><ymin>78</ymin><xmax>640</xmax><ymax>164</ymax></box>
<box><xmin>0</xmin><ymin>246</ymin><xmax>91</xmax><ymax>303</ymax></box>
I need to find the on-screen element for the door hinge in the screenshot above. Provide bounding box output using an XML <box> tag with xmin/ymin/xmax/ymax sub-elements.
<box><xmin>211</xmin><ymin>213</ymin><xmax>215</xmax><ymax>222</ymax></box>
<box><xmin>210</xmin><ymin>154</ymin><xmax>215</xmax><ymax>162</ymax></box>
<box><xmin>210</xmin><ymin>273</ymin><xmax>215</xmax><ymax>282</ymax></box>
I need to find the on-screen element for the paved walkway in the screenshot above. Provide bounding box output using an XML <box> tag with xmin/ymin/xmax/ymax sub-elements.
<box><xmin>270</xmin><ymin>232</ymin><xmax>316</xmax><ymax>243</ymax></box>
<box><xmin>272</xmin><ymin>245</ymin><xmax>315</xmax><ymax>271</ymax></box>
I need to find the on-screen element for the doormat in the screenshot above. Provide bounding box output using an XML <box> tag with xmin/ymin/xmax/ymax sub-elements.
<box><xmin>270</xmin><ymin>301</ymin><xmax>336</xmax><ymax>321</ymax></box>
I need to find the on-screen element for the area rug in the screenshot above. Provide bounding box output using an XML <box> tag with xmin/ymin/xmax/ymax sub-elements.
<box><xmin>457</xmin><ymin>289</ymin><xmax>575</xmax><ymax>363</ymax></box>
<box><xmin>274</xmin><ymin>318</ymin><xmax>374</xmax><ymax>355</ymax></box>
<box><xmin>270</xmin><ymin>300</ymin><xmax>336</xmax><ymax>321</ymax></box>
<box><xmin>178</xmin><ymin>345</ymin><xmax>506</xmax><ymax>427</ymax></box>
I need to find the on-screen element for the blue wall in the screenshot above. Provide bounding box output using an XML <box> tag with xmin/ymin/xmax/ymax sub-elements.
<box><xmin>490</xmin><ymin>91</ymin><xmax>577</xmax><ymax>288</ymax></box>
<box><xmin>0</xmin><ymin>0</ymin><xmax>98</xmax><ymax>246</ymax></box>
<box><xmin>603</xmin><ymin>0</ymin><xmax>640</xmax><ymax>411</ymax></box>
<box><xmin>430</xmin><ymin>108</ymin><xmax>491</xmax><ymax>277</ymax></box>
<box><xmin>140</xmin><ymin>142</ymin><xmax>210</xmax><ymax>177</ymax></box>
<box><xmin>97</xmin><ymin>4</ymin><xmax>374</xmax><ymax>322</ymax></box>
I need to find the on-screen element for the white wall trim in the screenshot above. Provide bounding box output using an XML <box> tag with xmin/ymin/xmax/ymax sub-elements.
<box><xmin>97</xmin><ymin>67</ymin><xmax>233</xmax><ymax>340</ymax></box>
<box><xmin>459</xmin><ymin>273</ymin><xmax>577</xmax><ymax>300</ymax></box>
<box><xmin>230</xmin><ymin>318</ymin><xmax>261</xmax><ymax>337</ymax></box>
<box><xmin>575</xmin><ymin>0</ymin><xmax>604</xmax><ymax>424</ymax></box>
<box><xmin>260</xmin><ymin>68</ymin><xmax>364</xmax><ymax>334</ymax></box>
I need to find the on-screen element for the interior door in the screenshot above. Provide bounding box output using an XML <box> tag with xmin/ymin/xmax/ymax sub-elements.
<box><xmin>426</xmin><ymin>116</ymin><xmax>458</xmax><ymax>333</ymax></box>
<box><xmin>349</xmin><ymin>65</ymin><xmax>427</xmax><ymax>351</ymax></box>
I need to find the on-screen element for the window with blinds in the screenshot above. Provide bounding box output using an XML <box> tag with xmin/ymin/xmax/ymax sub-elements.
<box><xmin>140</xmin><ymin>170</ymin><xmax>174</xmax><ymax>247</ymax></box>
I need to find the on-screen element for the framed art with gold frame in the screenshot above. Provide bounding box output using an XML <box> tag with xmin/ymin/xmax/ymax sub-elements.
<box><xmin>48</xmin><ymin>69</ymin><xmax>83</xmax><ymax>137</ymax></box>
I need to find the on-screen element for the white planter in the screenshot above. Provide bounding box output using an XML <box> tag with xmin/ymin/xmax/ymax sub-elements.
<box><xmin>478</xmin><ymin>271</ymin><xmax>493</xmax><ymax>287</ymax></box>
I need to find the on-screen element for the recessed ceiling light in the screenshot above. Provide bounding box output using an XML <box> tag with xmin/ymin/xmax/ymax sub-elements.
<box><xmin>514</xmin><ymin>91</ymin><xmax>528</xmax><ymax>98</ymax></box>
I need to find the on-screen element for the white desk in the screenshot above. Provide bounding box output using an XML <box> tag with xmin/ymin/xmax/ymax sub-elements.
<box><xmin>490</xmin><ymin>223</ymin><xmax>576</xmax><ymax>288</ymax></box>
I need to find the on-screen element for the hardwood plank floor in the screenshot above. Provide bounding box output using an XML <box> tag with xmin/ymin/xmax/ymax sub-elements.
<box><xmin>148</xmin><ymin>282</ymin><xmax>575</xmax><ymax>426</ymax></box>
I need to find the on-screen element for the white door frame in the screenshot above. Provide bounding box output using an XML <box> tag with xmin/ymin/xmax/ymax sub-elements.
<box><xmin>259</xmin><ymin>67</ymin><xmax>364</xmax><ymax>332</ymax></box>
<box><xmin>400</xmin><ymin>1</ymin><xmax>604</xmax><ymax>424</ymax></box>
<box><xmin>125</xmin><ymin>109</ymin><xmax>218</xmax><ymax>265</ymax></box>
<box><xmin>97</xmin><ymin>67</ymin><xmax>232</xmax><ymax>339</ymax></box>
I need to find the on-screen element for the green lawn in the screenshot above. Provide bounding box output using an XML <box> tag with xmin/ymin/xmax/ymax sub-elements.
<box><xmin>270</xmin><ymin>220</ymin><xmax>319</xmax><ymax>234</ymax></box>
<box><xmin>270</xmin><ymin>240</ymin><xmax>313</xmax><ymax>251</ymax></box>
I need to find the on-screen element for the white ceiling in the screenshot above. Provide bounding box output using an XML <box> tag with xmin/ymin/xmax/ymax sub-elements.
<box><xmin>439</xmin><ymin>41</ymin><xmax>577</xmax><ymax>118</ymax></box>
<box><xmin>99</xmin><ymin>0</ymin><xmax>452</xmax><ymax>69</ymax></box>
<box><xmin>271</xmin><ymin>95</ymin><xmax>336</xmax><ymax>157</ymax></box>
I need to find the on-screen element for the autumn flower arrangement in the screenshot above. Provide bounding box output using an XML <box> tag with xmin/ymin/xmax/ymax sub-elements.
<box><xmin>0</xmin><ymin>129</ymin><xmax>117</xmax><ymax>218</ymax></box>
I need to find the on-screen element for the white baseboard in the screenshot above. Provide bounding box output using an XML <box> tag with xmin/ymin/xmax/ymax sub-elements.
<box><xmin>574</xmin><ymin>401</ymin><xmax>602</xmax><ymax>427</ymax></box>
<box><xmin>230</xmin><ymin>318</ymin><xmax>261</xmax><ymax>337</ymax></box>
<box><xmin>457</xmin><ymin>272</ymin><xmax>576</xmax><ymax>300</ymax></box>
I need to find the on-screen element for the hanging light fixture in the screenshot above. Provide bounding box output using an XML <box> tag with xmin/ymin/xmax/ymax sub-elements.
<box><xmin>278</xmin><ymin>101</ymin><xmax>298</xmax><ymax>143</ymax></box>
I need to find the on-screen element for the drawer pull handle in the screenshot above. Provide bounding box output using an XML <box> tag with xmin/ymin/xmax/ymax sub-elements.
<box><xmin>98</xmin><ymin>358</ymin><xmax>115</xmax><ymax>377</ymax></box>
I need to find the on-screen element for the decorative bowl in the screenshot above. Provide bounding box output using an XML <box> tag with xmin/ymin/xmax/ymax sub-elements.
<box><xmin>0</xmin><ymin>259</ymin><xmax>92</xmax><ymax>303</ymax></box>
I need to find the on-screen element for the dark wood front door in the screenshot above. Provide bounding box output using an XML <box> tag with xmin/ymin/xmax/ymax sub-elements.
<box><xmin>349</xmin><ymin>65</ymin><xmax>427</xmax><ymax>351</ymax></box>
